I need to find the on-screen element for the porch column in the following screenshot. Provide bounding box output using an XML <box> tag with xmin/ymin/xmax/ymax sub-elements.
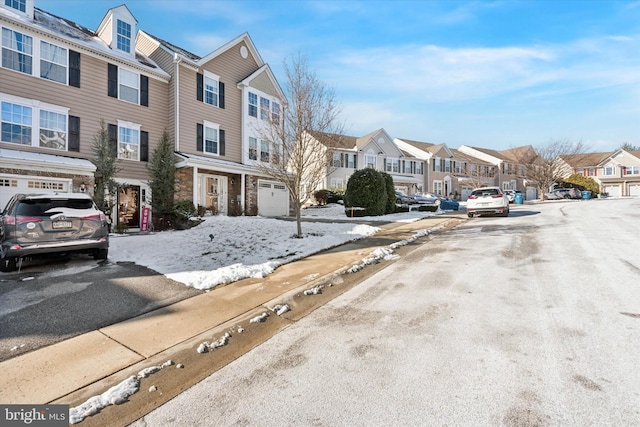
<box><xmin>192</xmin><ymin>166</ymin><xmax>199</xmax><ymax>208</ymax></box>
<box><xmin>241</xmin><ymin>173</ymin><xmax>246</xmax><ymax>215</ymax></box>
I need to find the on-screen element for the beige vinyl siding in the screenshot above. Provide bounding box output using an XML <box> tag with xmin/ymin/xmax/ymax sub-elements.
<box><xmin>249</xmin><ymin>70</ymin><xmax>278</xmax><ymax>97</ymax></box>
<box><xmin>0</xmin><ymin>53</ymin><xmax>169</xmax><ymax>181</ymax></box>
<box><xmin>177</xmin><ymin>41</ymin><xmax>260</xmax><ymax>164</ymax></box>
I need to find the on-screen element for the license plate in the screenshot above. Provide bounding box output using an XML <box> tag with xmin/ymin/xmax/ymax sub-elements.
<box><xmin>52</xmin><ymin>220</ymin><xmax>73</xmax><ymax>229</ymax></box>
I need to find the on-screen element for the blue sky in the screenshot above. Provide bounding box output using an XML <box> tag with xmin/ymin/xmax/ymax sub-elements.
<box><xmin>40</xmin><ymin>0</ymin><xmax>640</xmax><ymax>152</ymax></box>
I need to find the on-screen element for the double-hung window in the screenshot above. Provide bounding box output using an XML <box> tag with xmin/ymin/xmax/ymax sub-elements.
<box><xmin>625</xmin><ymin>166</ymin><xmax>639</xmax><ymax>175</ymax></box>
<box><xmin>365</xmin><ymin>154</ymin><xmax>376</xmax><ymax>169</ymax></box>
<box><xmin>271</xmin><ymin>101</ymin><xmax>280</xmax><ymax>123</ymax></box>
<box><xmin>249</xmin><ymin>137</ymin><xmax>258</xmax><ymax>160</ymax></box>
<box><xmin>39</xmin><ymin>109</ymin><xmax>67</xmax><ymax>150</ymax></box>
<box><xmin>116</xmin><ymin>19</ymin><xmax>131</xmax><ymax>53</ymax></box>
<box><xmin>416</xmin><ymin>162</ymin><xmax>423</xmax><ymax>174</ymax></box>
<box><xmin>204</xmin><ymin>71</ymin><xmax>219</xmax><ymax>107</ymax></box>
<box><xmin>1</xmin><ymin>100</ymin><xmax>31</xmax><ymax>144</ymax></box>
<box><xmin>386</xmin><ymin>158</ymin><xmax>399</xmax><ymax>173</ymax></box>
<box><xmin>119</xmin><ymin>68</ymin><xmax>139</xmax><ymax>104</ymax></box>
<box><xmin>40</xmin><ymin>40</ymin><xmax>67</xmax><ymax>84</ymax></box>
<box><xmin>260</xmin><ymin>140</ymin><xmax>270</xmax><ymax>162</ymax></box>
<box><xmin>603</xmin><ymin>165</ymin><xmax>615</xmax><ymax>176</ymax></box>
<box><xmin>2</xmin><ymin>27</ymin><xmax>32</xmax><ymax>74</ymax></box>
<box><xmin>117</xmin><ymin>121</ymin><xmax>140</xmax><ymax>160</ymax></box>
<box><xmin>1</xmin><ymin>95</ymin><xmax>69</xmax><ymax>150</ymax></box>
<box><xmin>260</xmin><ymin>97</ymin><xmax>270</xmax><ymax>120</ymax></box>
<box><xmin>203</xmin><ymin>121</ymin><xmax>219</xmax><ymax>155</ymax></box>
<box><xmin>332</xmin><ymin>152</ymin><xmax>341</xmax><ymax>167</ymax></box>
<box><xmin>248</xmin><ymin>92</ymin><xmax>257</xmax><ymax>117</ymax></box>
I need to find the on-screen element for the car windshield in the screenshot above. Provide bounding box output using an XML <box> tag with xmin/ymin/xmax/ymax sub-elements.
<box><xmin>15</xmin><ymin>199</ymin><xmax>94</xmax><ymax>216</ymax></box>
<box><xmin>472</xmin><ymin>189</ymin><xmax>500</xmax><ymax>197</ymax></box>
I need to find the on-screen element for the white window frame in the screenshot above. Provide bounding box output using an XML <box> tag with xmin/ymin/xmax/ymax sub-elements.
<box><xmin>39</xmin><ymin>108</ymin><xmax>67</xmax><ymax>150</ymax></box>
<box><xmin>386</xmin><ymin>157</ymin><xmax>399</xmax><ymax>173</ymax></box>
<box><xmin>330</xmin><ymin>178</ymin><xmax>344</xmax><ymax>189</ymax></box>
<box><xmin>260</xmin><ymin>139</ymin><xmax>270</xmax><ymax>163</ymax></box>
<box><xmin>416</xmin><ymin>161</ymin><xmax>423</xmax><ymax>175</ymax></box>
<box><xmin>1</xmin><ymin>93</ymin><xmax>68</xmax><ymax>150</ymax></box>
<box><xmin>365</xmin><ymin>154</ymin><xmax>376</xmax><ymax>169</ymax></box>
<box><xmin>444</xmin><ymin>159</ymin><xmax>451</xmax><ymax>173</ymax></box>
<box><xmin>4</xmin><ymin>0</ymin><xmax>26</xmax><ymax>13</ymax></box>
<box><xmin>248</xmin><ymin>136</ymin><xmax>257</xmax><ymax>161</ymax></box>
<box><xmin>118</xmin><ymin>67</ymin><xmax>139</xmax><ymax>104</ymax></box>
<box><xmin>1</xmin><ymin>26</ymin><xmax>33</xmax><ymax>75</ymax></box>
<box><xmin>271</xmin><ymin>101</ymin><xmax>280</xmax><ymax>123</ymax></box>
<box><xmin>204</xmin><ymin>70</ymin><xmax>220</xmax><ymax>107</ymax></box>
<box><xmin>332</xmin><ymin>152</ymin><xmax>341</xmax><ymax>167</ymax></box>
<box><xmin>433</xmin><ymin>180</ymin><xmax>443</xmax><ymax>196</ymax></box>
<box><xmin>434</xmin><ymin>157</ymin><xmax>442</xmax><ymax>172</ymax></box>
<box><xmin>116</xmin><ymin>19</ymin><xmax>131</xmax><ymax>53</ymax></box>
<box><xmin>248</xmin><ymin>92</ymin><xmax>257</xmax><ymax>117</ymax></box>
<box><xmin>117</xmin><ymin>120</ymin><xmax>141</xmax><ymax>161</ymax></box>
<box><xmin>260</xmin><ymin>97</ymin><xmax>270</xmax><ymax>120</ymax></box>
<box><xmin>603</xmin><ymin>165</ymin><xmax>615</xmax><ymax>176</ymax></box>
<box><xmin>625</xmin><ymin>166</ymin><xmax>639</xmax><ymax>175</ymax></box>
<box><xmin>203</xmin><ymin>120</ymin><xmax>220</xmax><ymax>155</ymax></box>
<box><xmin>347</xmin><ymin>154</ymin><xmax>355</xmax><ymax>169</ymax></box>
<box><xmin>39</xmin><ymin>40</ymin><xmax>67</xmax><ymax>84</ymax></box>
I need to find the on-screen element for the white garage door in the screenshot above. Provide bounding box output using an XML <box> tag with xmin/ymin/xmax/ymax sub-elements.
<box><xmin>0</xmin><ymin>175</ymin><xmax>70</xmax><ymax>210</ymax></box>
<box><xmin>257</xmin><ymin>180</ymin><xmax>289</xmax><ymax>217</ymax></box>
<box><xmin>629</xmin><ymin>184</ymin><xmax>640</xmax><ymax>196</ymax></box>
<box><xmin>603</xmin><ymin>185</ymin><xmax>621</xmax><ymax>197</ymax></box>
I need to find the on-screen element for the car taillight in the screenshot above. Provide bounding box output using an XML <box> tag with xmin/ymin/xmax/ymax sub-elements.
<box><xmin>491</xmin><ymin>195</ymin><xmax>503</xmax><ymax>198</ymax></box>
<box><xmin>15</xmin><ymin>216</ymin><xmax>42</xmax><ymax>223</ymax></box>
<box><xmin>468</xmin><ymin>195</ymin><xmax>477</xmax><ymax>199</ymax></box>
<box><xmin>82</xmin><ymin>213</ymin><xmax>107</xmax><ymax>221</ymax></box>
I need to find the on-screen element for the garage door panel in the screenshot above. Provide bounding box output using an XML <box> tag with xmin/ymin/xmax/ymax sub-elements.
<box><xmin>603</xmin><ymin>185</ymin><xmax>621</xmax><ymax>197</ymax></box>
<box><xmin>257</xmin><ymin>180</ymin><xmax>289</xmax><ymax>217</ymax></box>
<box><xmin>629</xmin><ymin>184</ymin><xmax>640</xmax><ymax>196</ymax></box>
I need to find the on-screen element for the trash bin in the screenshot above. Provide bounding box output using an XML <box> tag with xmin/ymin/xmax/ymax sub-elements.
<box><xmin>514</xmin><ymin>192</ymin><xmax>524</xmax><ymax>204</ymax></box>
<box><xmin>581</xmin><ymin>190</ymin><xmax>591</xmax><ymax>200</ymax></box>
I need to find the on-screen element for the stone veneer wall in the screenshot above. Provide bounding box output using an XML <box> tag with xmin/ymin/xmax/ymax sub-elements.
<box><xmin>174</xmin><ymin>168</ymin><xmax>194</xmax><ymax>203</ymax></box>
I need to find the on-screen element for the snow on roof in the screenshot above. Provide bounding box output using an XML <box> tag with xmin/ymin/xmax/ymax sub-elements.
<box><xmin>0</xmin><ymin>6</ymin><xmax>168</xmax><ymax>78</ymax></box>
<box><xmin>0</xmin><ymin>148</ymin><xmax>96</xmax><ymax>171</ymax></box>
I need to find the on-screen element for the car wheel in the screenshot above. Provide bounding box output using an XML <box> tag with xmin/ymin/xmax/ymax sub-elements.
<box><xmin>0</xmin><ymin>257</ymin><xmax>17</xmax><ymax>272</ymax></box>
<box><xmin>467</xmin><ymin>212</ymin><xmax>474</xmax><ymax>218</ymax></box>
<box><xmin>94</xmin><ymin>249</ymin><xmax>108</xmax><ymax>261</ymax></box>
<box><xmin>501</xmin><ymin>206</ymin><xmax>510</xmax><ymax>217</ymax></box>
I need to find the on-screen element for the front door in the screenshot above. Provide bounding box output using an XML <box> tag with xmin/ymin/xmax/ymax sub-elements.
<box><xmin>118</xmin><ymin>186</ymin><xmax>140</xmax><ymax>228</ymax></box>
<box><xmin>201</xmin><ymin>175</ymin><xmax>227</xmax><ymax>215</ymax></box>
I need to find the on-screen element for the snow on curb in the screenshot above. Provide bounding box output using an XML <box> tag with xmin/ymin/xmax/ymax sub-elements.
<box><xmin>197</xmin><ymin>332</ymin><xmax>232</xmax><ymax>354</ymax></box>
<box><xmin>348</xmin><ymin>225</ymin><xmax>443</xmax><ymax>273</ymax></box>
<box><xmin>69</xmin><ymin>360</ymin><xmax>174</xmax><ymax>424</ymax></box>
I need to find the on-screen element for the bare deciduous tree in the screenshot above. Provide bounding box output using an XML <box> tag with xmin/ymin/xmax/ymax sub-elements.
<box><xmin>254</xmin><ymin>53</ymin><xmax>345</xmax><ymax>237</ymax></box>
<box><xmin>521</xmin><ymin>140</ymin><xmax>586</xmax><ymax>201</ymax></box>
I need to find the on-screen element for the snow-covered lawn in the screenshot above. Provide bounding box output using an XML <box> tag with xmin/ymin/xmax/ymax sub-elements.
<box><xmin>108</xmin><ymin>204</ymin><xmax>444</xmax><ymax>290</ymax></box>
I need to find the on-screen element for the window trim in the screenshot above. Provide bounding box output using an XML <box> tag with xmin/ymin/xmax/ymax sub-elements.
<box><xmin>203</xmin><ymin>120</ymin><xmax>220</xmax><ymax>156</ymax></box>
<box><xmin>117</xmin><ymin>119</ymin><xmax>141</xmax><ymax>161</ymax></box>
<box><xmin>248</xmin><ymin>136</ymin><xmax>257</xmax><ymax>161</ymax></box>
<box><xmin>248</xmin><ymin>92</ymin><xmax>257</xmax><ymax>118</ymax></box>
<box><xmin>203</xmin><ymin>70</ymin><xmax>220</xmax><ymax>107</ymax></box>
<box><xmin>1</xmin><ymin>26</ymin><xmax>33</xmax><ymax>75</ymax></box>
<box><xmin>1</xmin><ymin>93</ymin><xmax>69</xmax><ymax>151</ymax></box>
<box><xmin>116</xmin><ymin>19</ymin><xmax>132</xmax><ymax>53</ymax></box>
<box><xmin>39</xmin><ymin>39</ymin><xmax>68</xmax><ymax>85</ymax></box>
<box><xmin>118</xmin><ymin>67</ymin><xmax>140</xmax><ymax>104</ymax></box>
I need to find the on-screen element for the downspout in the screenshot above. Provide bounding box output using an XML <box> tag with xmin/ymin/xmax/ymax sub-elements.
<box><xmin>173</xmin><ymin>53</ymin><xmax>181</xmax><ymax>152</ymax></box>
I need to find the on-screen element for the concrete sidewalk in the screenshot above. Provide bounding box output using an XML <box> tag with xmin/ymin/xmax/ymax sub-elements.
<box><xmin>0</xmin><ymin>213</ymin><xmax>462</xmax><ymax>407</ymax></box>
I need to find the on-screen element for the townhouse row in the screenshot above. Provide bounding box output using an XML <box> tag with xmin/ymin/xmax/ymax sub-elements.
<box><xmin>1</xmin><ymin>0</ymin><xmax>288</xmax><ymax>230</ymax></box>
<box><xmin>310</xmin><ymin>129</ymin><xmax>640</xmax><ymax>201</ymax></box>
<box><xmin>2</xmin><ymin>1</ymin><xmax>638</xmax><ymax>232</ymax></box>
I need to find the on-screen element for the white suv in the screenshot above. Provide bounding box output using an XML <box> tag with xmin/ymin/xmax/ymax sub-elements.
<box><xmin>466</xmin><ymin>186</ymin><xmax>509</xmax><ymax>218</ymax></box>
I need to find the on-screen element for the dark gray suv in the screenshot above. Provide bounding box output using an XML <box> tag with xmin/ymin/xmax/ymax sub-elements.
<box><xmin>0</xmin><ymin>193</ymin><xmax>109</xmax><ymax>272</ymax></box>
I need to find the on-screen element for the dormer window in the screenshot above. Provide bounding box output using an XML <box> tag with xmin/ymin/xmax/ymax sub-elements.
<box><xmin>116</xmin><ymin>19</ymin><xmax>131</xmax><ymax>53</ymax></box>
<box><xmin>2</xmin><ymin>0</ymin><xmax>34</xmax><ymax>19</ymax></box>
<box><xmin>4</xmin><ymin>0</ymin><xmax>26</xmax><ymax>13</ymax></box>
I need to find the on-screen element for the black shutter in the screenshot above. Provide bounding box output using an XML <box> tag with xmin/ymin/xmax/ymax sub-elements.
<box><xmin>140</xmin><ymin>75</ymin><xmax>149</xmax><ymax>107</ymax></box>
<box><xmin>140</xmin><ymin>131</ymin><xmax>149</xmax><ymax>161</ymax></box>
<box><xmin>354</xmin><ymin>154</ymin><xmax>357</xmax><ymax>169</ymax></box>
<box><xmin>432</xmin><ymin>159</ymin><xmax>436</xmax><ymax>171</ymax></box>
<box><xmin>196</xmin><ymin>123</ymin><xmax>203</xmax><ymax>151</ymax></box>
<box><xmin>196</xmin><ymin>73</ymin><xmax>203</xmax><ymax>102</ymax></box>
<box><xmin>219</xmin><ymin>130</ymin><xmax>225</xmax><ymax>156</ymax></box>
<box><xmin>108</xmin><ymin>64</ymin><xmax>118</xmax><ymax>98</ymax></box>
<box><xmin>108</xmin><ymin>124</ymin><xmax>118</xmax><ymax>157</ymax></box>
<box><xmin>69</xmin><ymin>50</ymin><xmax>80</xmax><ymax>88</ymax></box>
<box><xmin>68</xmin><ymin>115</ymin><xmax>80</xmax><ymax>152</ymax></box>
<box><xmin>383</xmin><ymin>159</ymin><xmax>387</xmax><ymax>170</ymax></box>
<box><xmin>219</xmin><ymin>82</ymin><xmax>225</xmax><ymax>109</ymax></box>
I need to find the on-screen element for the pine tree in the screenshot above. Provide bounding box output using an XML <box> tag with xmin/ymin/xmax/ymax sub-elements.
<box><xmin>147</xmin><ymin>130</ymin><xmax>176</xmax><ymax>216</ymax></box>
<box><xmin>91</xmin><ymin>119</ymin><xmax>120</xmax><ymax>215</ymax></box>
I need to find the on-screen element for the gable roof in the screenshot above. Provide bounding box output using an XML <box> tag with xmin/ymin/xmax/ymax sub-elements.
<box><xmin>451</xmin><ymin>149</ymin><xmax>494</xmax><ymax>165</ymax></box>
<box><xmin>500</xmin><ymin>145</ymin><xmax>534</xmax><ymax>163</ymax></box>
<box><xmin>237</xmin><ymin>64</ymin><xmax>286</xmax><ymax>102</ymax></box>
<box><xmin>309</xmin><ymin>131</ymin><xmax>358</xmax><ymax>150</ymax></box>
<box><xmin>559</xmin><ymin>152</ymin><xmax>613</xmax><ymax>168</ymax></box>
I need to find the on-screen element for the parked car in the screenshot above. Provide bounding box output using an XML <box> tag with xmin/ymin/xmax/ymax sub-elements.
<box><xmin>395</xmin><ymin>191</ymin><xmax>414</xmax><ymax>205</ymax></box>
<box><xmin>553</xmin><ymin>188</ymin><xmax>582</xmax><ymax>199</ymax></box>
<box><xmin>466</xmin><ymin>186</ymin><xmax>509</xmax><ymax>218</ymax></box>
<box><xmin>439</xmin><ymin>198</ymin><xmax>460</xmax><ymax>211</ymax></box>
<box><xmin>412</xmin><ymin>193</ymin><xmax>439</xmax><ymax>204</ymax></box>
<box><xmin>0</xmin><ymin>193</ymin><xmax>110</xmax><ymax>272</ymax></box>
